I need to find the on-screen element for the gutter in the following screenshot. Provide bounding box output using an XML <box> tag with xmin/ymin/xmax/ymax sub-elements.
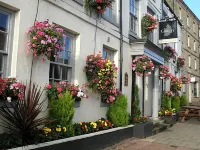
<box><xmin>119</xmin><ymin>0</ymin><xmax>123</xmax><ymax>91</ymax></box>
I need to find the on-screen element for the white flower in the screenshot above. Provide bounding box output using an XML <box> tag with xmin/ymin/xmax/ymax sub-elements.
<box><xmin>10</xmin><ymin>86</ymin><xmax>14</xmax><ymax>90</ymax></box>
<box><xmin>7</xmin><ymin>97</ymin><xmax>12</xmax><ymax>103</ymax></box>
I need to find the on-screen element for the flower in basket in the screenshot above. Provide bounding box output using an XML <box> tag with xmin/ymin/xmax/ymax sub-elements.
<box><xmin>180</xmin><ymin>76</ymin><xmax>190</xmax><ymax>84</ymax></box>
<box><xmin>132</xmin><ymin>55</ymin><xmax>154</xmax><ymax>76</ymax></box>
<box><xmin>133</xmin><ymin>116</ymin><xmax>148</xmax><ymax>123</ymax></box>
<box><xmin>141</xmin><ymin>14</ymin><xmax>157</xmax><ymax>37</ymax></box>
<box><xmin>84</xmin><ymin>53</ymin><xmax>118</xmax><ymax>103</ymax></box>
<box><xmin>85</xmin><ymin>0</ymin><xmax>115</xmax><ymax>15</ymax></box>
<box><xmin>165</xmin><ymin>91</ymin><xmax>173</xmax><ymax>97</ymax></box>
<box><xmin>0</xmin><ymin>77</ymin><xmax>25</xmax><ymax>102</ymax></box>
<box><xmin>164</xmin><ymin>110</ymin><xmax>173</xmax><ymax>116</ymax></box>
<box><xmin>170</xmin><ymin>76</ymin><xmax>182</xmax><ymax>93</ymax></box>
<box><xmin>177</xmin><ymin>56</ymin><xmax>185</xmax><ymax>68</ymax></box>
<box><xmin>164</xmin><ymin>46</ymin><xmax>178</xmax><ymax>60</ymax></box>
<box><xmin>159</xmin><ymin>65</ymin><xmax>171</xmax><ymax>80</ymax></box>
<box><xmin>26</xmin><ymin>20</ymin><xmax>65</xmax><ymax>61</ymax></box>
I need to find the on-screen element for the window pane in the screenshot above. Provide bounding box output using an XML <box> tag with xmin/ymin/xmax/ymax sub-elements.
<box><xmin>54</xmin><ymin>65</ymin><xmax>61</xmax><ymax>79</ymax></box>
<box><xmin>49</xmin><ymin>64</ymin><xmax>53</xmax><ymax>78</ymax></box>
<box><xmin>0</xmin><ymin>12</ymin><xmax>8</xmax><ymax>32</ymax></box>
<box><xmin>0</xmin><ymin>32</ymin><xmax>7</xmax><ymax>50</ymax></box>
<box><xmin>57</xmin><ymin>51</ymin><xmax>64</xmax><ymax>63</ymax></box>
<box><xmin>64</xmin><ymin>51</ymin><xmax>70</xmax><ymax>64</ymax></box>
<box><xmin>62</xmin><ymin>66</ymin><xmax>68</xmax><ymax>80</ymax></box>
<box><xmin>103</xmin><ymin>50</ymin><xmax>107</xmax><ymax>59</ymax></box>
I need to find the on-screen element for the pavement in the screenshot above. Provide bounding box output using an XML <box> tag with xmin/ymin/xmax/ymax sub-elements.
<box><xmin>104</xmin><ymin>118</ymin><xmax>200</xmax><ymax>150</ymax></box>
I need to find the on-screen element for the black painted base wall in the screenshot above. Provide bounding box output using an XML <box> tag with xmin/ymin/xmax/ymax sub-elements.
<box><xmin>35</xmin><ymin>127</ymin><xmax>133</xmax><ymax>150</ymax></box>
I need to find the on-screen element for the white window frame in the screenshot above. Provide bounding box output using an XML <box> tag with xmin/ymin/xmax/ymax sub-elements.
<box><xmin>103</xmin><ymin>47</ymin><xmax>114</xmax><ymax>61</ymax></box>
<box><xmin>49</xmin><ymin>32</ymin><xmax>75</xmax><ymax>83</ymax></box>
<box><xmin>188</xmin><ymin>56</ymin><xmax>191</xmax><ymax>67</ymax></box>
<box><xmin>0</xmin><ymin>7</ymin><xmax>13</xmax><ymax>78</ymax></box>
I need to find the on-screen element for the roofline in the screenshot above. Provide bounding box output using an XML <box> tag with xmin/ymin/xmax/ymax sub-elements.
<box><xmin>164</xmin><ymin>0</ymin><xmax>182</xmax><ymax>26</ymax></box>
<box><xmin>177</xmin><ymin>0</ymin><xmax>200</xmax><ymax>22</ymax></box>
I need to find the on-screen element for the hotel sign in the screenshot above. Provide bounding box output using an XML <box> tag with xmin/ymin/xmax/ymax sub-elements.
<box><xmin>159</xmin><ymin>20</ymin><xmax>178</xmax><ymax>44</ymax></box>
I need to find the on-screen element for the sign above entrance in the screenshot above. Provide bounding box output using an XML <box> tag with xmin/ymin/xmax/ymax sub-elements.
<box><xmin>159</xmin><ymin>20</ymin><xmax>178</xmax><ymax>44</ymax></box>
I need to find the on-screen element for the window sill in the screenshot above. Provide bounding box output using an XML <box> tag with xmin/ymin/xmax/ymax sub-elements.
<box><xmin>102</xmin><ymin>15</ymin><xmax>119</xmax><ymax>28</ymax></box>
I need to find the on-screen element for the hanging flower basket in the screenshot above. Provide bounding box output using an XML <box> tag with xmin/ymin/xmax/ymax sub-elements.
<box><xmin>26</xmin><ymin>20</ymin><xmax>66</xmax><ymax>61</ymax></box>
<box><xmin>84</xmin><ymin>53</ymin><xmax>119</xmax><ymax>103</ymax></box>
<box><xmin>180</xmin><ymin>76</ymin><xmax>190</xmax><ymax>84</ymax></box>
<box><xmin>85</xmin><ymin>0</ymin><xmax>115</xmax><ymax>15</ymax></box>
<box><xmin>164</xmin><ymin>46</ymin><xmax>177</xmax><ymax>60</ymax></box>
<box><xmin>170</xmin><ymin>76</ymin><xmax>182</xmax><ymax>93</ymax></box>
<box><xmin>159</xmin><ymin>65</ymin><xmax>172</xmax><ymax>80</ymax></box>
<box><xmin>141</xmin><ymin>14</ymin><xmax>157</xmax><ymax>38</ymax></box>
<box><xmin>177</xmin><ymin>56</ymin><xmax>185</xmax><ymax>68</ymax></box>
<box><xmin>132</xmin><ymin>55</ymin><xmax>154</xmax><ymax>76</ymax></box>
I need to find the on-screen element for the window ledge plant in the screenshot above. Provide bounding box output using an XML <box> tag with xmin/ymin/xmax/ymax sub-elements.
<box><xmin>177</xmin><ymin>56</ymin><xmax>185</xmax><ymax>68</ymax></box>
<box><xmin>170</xmin><ymin>76</ymin><xmax>182</xmax><ymax>93</ymax></box>
<box><xmin>164</xmin><ymin>46</ymin><xmax>177</xmax><ymax>60</ymax></box>
<box><xmin>132</xmin><ymin>55</ymin><xmax>154</xmax><ymax>76</ymax></box>
<box><xmin>159</xmin><ymin>65</ymin><xmax>172</xmax><ymax>80</ymax></box>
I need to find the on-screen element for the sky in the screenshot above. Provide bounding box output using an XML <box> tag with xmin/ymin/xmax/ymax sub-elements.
<box><xmin>184</xmin><ymin>0</ymin><xmax>200</xmax><ymax>19</ymax></box>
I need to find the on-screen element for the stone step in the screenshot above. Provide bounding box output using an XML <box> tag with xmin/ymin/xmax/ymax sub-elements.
<box><xmin>152</xmin><ymin>123</ymin><xmax>170</xmax><ymax>136</ymax></box>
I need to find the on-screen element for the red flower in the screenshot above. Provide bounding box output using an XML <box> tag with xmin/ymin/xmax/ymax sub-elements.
<box><xmin>96</xmin><ymin>0</ymin><xmax>102</xmax><ymax>3</ymax></box>
<box><xmin>134</xmin><ymin>118</ymin><xmax>138</xmax><ymax>121</ymax></box>
<box><xmin>57</xmin><ymin>87</ymin><xmax>62</xmax><ymax>93</ymax></box>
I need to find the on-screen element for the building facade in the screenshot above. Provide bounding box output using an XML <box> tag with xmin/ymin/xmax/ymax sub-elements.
<box><xmin>0</xmin><ymin>0</ymin><xmax>184</xmax><ymax>132</ymax></box>
<box><xmin>166</xmin><ymin>0</ymin><xmax>200</xmax><ymax>103</ymax></box>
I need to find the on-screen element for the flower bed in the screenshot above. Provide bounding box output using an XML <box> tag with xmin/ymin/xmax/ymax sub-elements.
<box><xmin>85</xmin><ymin>0</ymin><xmax>115</xmax><ymax>15</ymax></box>
<box><xmin>27</xmin><ymin>20</ymin><xmax>65</xmax><ymax>61</ymax></box>
<box><xmin>164</xmin><ymin>46</ymin><xmax>177</xmax><ymax>60</ymax></box>
<box><xmin>84</xmin><ymin>53</ymin><xmax>119</xmax><ymax>103</ymax></box>
<box><xmin>141</xmin><ymin>14</ymin><xmax>157</xmax><ymax>38</ymax></box>
<box><xmin>0</xmin><ymin>77</ymin><xmax>25</xmax><ymax>102</ymax></box>
<box><xmin>180</xmin><ymin>76</ymin><xmax>190</xmax><ymax>84</ymax></box>
<box><xmin>46</xmin><ymin>81</ymin><xmax>88</xmax><ymax>101</ymax></box>
<box><xmin>159</xmin><ymin>65</ymin><xmax>172</xmax><ymax>80</ymax></box>
<box><xmin>132</xmin><ymin>55</ymin><xmax>154</xmax><ymax>76</ymax></box>
<box><xmin>177</xmin><ymin>56</ymin><xmax>185</xmax><ymax>68</ymax></box>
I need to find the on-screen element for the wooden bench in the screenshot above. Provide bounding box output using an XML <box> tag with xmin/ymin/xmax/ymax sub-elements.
<box><xmin>179</xmin><ymin>106</ymin><xmax>200</xmax><ymax>122</ymax></box>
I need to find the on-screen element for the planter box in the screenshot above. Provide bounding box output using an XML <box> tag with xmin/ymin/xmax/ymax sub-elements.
<box><xmin>163</xmin><ymin>116</ymin><xmax>177</xmax><ymax>125</ymax></box>
<box><xmin>133</xmin><ymin>122</ymin><xmax>153</xmax><ymax>138</ymax></box>
<box><xmin>9</xmin><ymin>125</ymin><xmax>134</xmax><ymax>150</ymax></box>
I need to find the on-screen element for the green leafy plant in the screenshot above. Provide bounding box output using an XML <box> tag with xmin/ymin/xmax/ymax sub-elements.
<box><xmin>0</xmin><ymin>83</ymin><xmax>48</xmax><ymax>145</ymax></box>
<box><xmin>107</xmin><ymin>94</ymin><xmax>129</xmax><ymax>127</ymax></box>
<box><xmin>132</xmin><ymin>84</ymin><xmax>141</xmax><ymax>118</ymax></box>
<box><xmin>49</xmin><ymin>91</ymin><xmax>75</xmax><ymax>137</ymax></box>
<box><xmin>161</xmin><ymin>91</ymin><xmax>171</xmax><ymax>110</ymax></box>
<box><xmin>180</xmin><ymin>94</ymin><xmax>188</xmax><ymax>106</ymax></box>
<box><xmin>171</xmin><ymin>96</ymin><xmax>180</xmax><ymax>111</ymax></box>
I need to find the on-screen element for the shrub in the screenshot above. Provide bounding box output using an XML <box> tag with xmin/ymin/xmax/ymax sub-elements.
<box><xmin>161</xmin><ymin>91</ymin><xmax>171</xmax><ymax>110</ymax></box>
<box><xmin>171</xmin><ymin>96</ymin><xmax>180</xmax><ymax>111</ymax></box>
<box><xmin>180</xmin><ymin>95</ymin><xmax>188</xmax><ymax>106</ymax></box>
<box><xmin>0</xmin><ymin>83</ymin><xmax>48</xmax><ymax>145</ymax></box>
<box><xmin>49</xmin><ymin>91</ymin><xmax>75</xmax><ymax>137</ymax></box>
<box><xmin>132</xmin><ymin>84</ymin><xmax>141</xmax><ymax>118</ymax></box>
<box><xmin>107</xmin><ymin>94</ymin><xmax>129</xmax><ymax>127</ymax></box>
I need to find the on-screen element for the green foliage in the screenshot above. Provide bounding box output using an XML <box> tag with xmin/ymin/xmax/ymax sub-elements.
<box><xmin>162</xmin><ymin>92</ymin><xmax>171</xmax><ymax>110</ymax></box>
<box><xmin>107</xmin><ymin>94</ymin><xmax>129</xmax><ymax>127</ymax></box>
<box><xmin>133</xmin><ymin>84</ymin><xmax>141</xmax><ymax>118</ymax></box>
<box><xmin>171</xmin><ymin>96</ymin><xmax>180</xmax><ymax>111</ymax></box>
<box><xmin>49</xmin><ymin>91</ymin><xmax>75</xmax><ymax>137</ymax></box>
<box><xmin>180</xmin><ymin>95</ymin><xmax>188</xmax><ymax>106</ymax></box>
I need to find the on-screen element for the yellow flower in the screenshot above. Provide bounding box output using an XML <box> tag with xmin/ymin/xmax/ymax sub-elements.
<box><xmin>63</xmin><ymin>127</ymin><xmax>67</xmax><ymax>132</ymax></box>
<box><xmin>99</xmin><ymin>80</ymin><xmax>102</xmax><ymax>83</ymax></box>
<box><xmin>80</xmin><ymin>122</ymin><xmax>82</xmax><ymax>125</ymax></box>
<box><xmin>98</xmin><ymin>73</ymin><xmax>102</xmax><ymax>76</ymax></box>
<box><xmin>56</xmin><ymin>127</ymin><xmax>62</xmax><ymax>132</ymax></box>
<box><xmin>105</xmin><ymin>122</ymin><xmax>107</xmax><ymax>127</ymax></box>
<box><xmin>85</xmin><ymin>125</ymin><xmax>87</xmax><ymax>129</ymax></box>
<box><xmin>43</xmin><ymin>127</ymin><xmax>51</xmax><ymax>134</ymax></box>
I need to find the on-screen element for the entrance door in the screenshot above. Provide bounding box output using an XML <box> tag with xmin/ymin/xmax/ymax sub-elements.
<box><xmin>144</xmin><ymin>74</ymin><xmax>153</xmax><ymax>117</ymax></box>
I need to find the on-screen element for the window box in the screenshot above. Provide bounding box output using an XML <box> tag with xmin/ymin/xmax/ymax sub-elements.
<box><xmin>133</xmin><ymin>122</ymin><xmax>153</xmax><ymax>138</ymax></box>
<box><xmin>8</xmin><ymin>125</ymin><xmax>134</xmax><ymax>150</ymax></box>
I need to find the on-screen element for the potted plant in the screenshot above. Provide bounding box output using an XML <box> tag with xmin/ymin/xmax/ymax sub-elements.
<box><xmin>141</xmin><ymin>14</ymin><xmax>157</xmax><ymax>38</ymax></box>
<box><xmin>132</xmin><ymin>116</ymin><xmax>153</xmax><ymax>138</ymax></box>
<box><xmin>132</xmin><ymin>55</ymin><xmax>155</xmax><ymax>76</ymax></box>
<box><xmin>164</xmin><ymin>46</ymin><xmax>178</xmax><ymax>61</ymax></box>
<box><xmin>159</xmin><ymin>109</ymin><xmax>177</xmax><ymax>125</ymax></box>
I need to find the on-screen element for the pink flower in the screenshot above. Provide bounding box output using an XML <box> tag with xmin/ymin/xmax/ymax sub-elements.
<box><xmin>33</xmin><ymin>36</ymin><xmax>37</xmax><ymax>40</ymax></box>
<box><xmin>58</xmin><ymin>93</ymin><xmax>63</xmax><ymax>98</ymax></box>
<box><xmin>41</xmin><ymin>40</ymin><xmax>46</xmax><ymax>44</ymax></box>
<box><xmin>37</xmin><ymin>31</ymin><xmax>45</xmax><ymax>36</ymax></box>
<box><xmin>57</xmin><ymin>87</ymin><xmax>62</xmax><ymax>93</ymax></box>
<box><xmin>46</xmin><ymin>39</ymin><xmax>52</xmax><ymax>43</ymax></box>
<box><xmin>143</xmin><ymin>66</ymin><xmax>146</xmax><ymax>70</ymax></box>
<box><xmin>18</xmin><ymin>93</ymin><xmax>23</xmax><ymax>99</ymax></box>
<box><xmin>32</xmin><ymin>44</ymin><xmax>36</xmax><ymax>47</ymax></box>
<box><xmin>46</xmin><ymin>84</ymin><xmax>52</xmax><ymax>89</ymax></box>
<box><xmin>41</xmin><ymin>58</ymin><xmax>45</xmax><ymax>62</ymax></box>
<box><xmin>53</xmin><ymin>38</ymin><xmax>58</xmax><ymax>43</ymax></box>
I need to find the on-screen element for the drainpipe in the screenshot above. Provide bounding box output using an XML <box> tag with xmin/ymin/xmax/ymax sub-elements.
<box><xmin>119</xmin><ymin>0</ymin><xmax>123</xmax><ymax>91</ymax></box>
